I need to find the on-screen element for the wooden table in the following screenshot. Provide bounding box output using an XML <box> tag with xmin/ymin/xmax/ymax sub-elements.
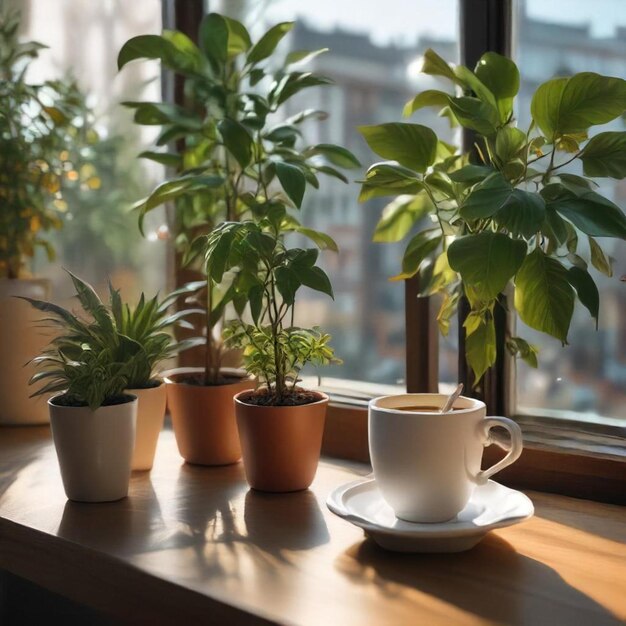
<box><xmin>0</xmin><ymin>426</ymin><xmax>625</xmax><ymax>625</ymax></box>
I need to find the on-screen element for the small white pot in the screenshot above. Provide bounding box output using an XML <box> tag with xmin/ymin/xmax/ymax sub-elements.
<box><xmin>127</xmin><ymin>383</ymin><xmax>167</xmax><ymax>471</ymax></box>
<box><xmin>0</xmin><ymin>278</ymin><xmax>53</xmax><ymax>425</ymax></box>
<box><xmin>48</xmin><ymin>395</ymin><xmax>137</xmax><ymax>502</ymax></box>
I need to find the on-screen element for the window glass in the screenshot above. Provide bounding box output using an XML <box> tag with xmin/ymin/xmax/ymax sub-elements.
<box><xmin>215</xmin><ymin>0</ymin><xmax>460</xmax><ymax>386</ymax></box>
<box><xmin>514</xmin><ymin>0</ymin><xmax>626</xmax><ymax>423</ymax></box>
<box><xmin>19</xmin><ymin>0</ymin><xmax>167</xmax><ymax>302</ymax></box>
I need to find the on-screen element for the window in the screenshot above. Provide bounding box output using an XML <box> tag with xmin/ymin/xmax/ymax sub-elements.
<box><xmin>20</xmin><ymin>0</ymin><xmax>168</xmax><ymax>303</ymax></box>
<box><xmin>214</xmin><ymin>0</ymin><xmax>460</xmax><ymax>387</ymax></box>
<box><xmin>513</xmin><ymin>0</ymin><xmax>626</xmax><ymax>425</ymax></box>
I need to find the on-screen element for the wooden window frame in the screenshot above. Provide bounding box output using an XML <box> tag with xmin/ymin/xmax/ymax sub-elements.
<box><xmin>169</xmin><ymin>0</ymin><xmax>625</xmax><ymax>504</ymax></box>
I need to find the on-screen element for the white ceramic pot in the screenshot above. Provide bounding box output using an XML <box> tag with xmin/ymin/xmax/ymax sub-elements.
<box><xmin>369</xmin><ymin>393</ymin><xmax>523</xmax><ymax>523</ymax></box>
<box><xmin>48</xmin><ymin>395</ymin><xmax>137</xmax><ymax>502</ymax></box>
<box><xmin>127</xmin><ymin>383</ymin><xmax>167</xmax><ymax>471</ymax></box>
<box><xmin>0</xmin><ymin>278</ymin><xmax>53</xmax><ymax>425</ymax></box>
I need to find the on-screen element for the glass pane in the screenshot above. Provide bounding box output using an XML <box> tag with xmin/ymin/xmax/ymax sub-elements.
<box><xmin>514</xmin><ymin>0</ymin><xmax>626</xmax><ymax>423</ymax></box>
<box><xmin>18</xmin><ymin>0</ymin><xmax>167</xmax><ymax>303</ymax></box>
<box><xmin>216</xmin><ymin>0</ymin><xmax>460</xmax><ymax>386</ymax></box>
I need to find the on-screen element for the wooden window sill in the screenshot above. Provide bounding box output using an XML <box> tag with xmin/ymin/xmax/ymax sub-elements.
<box><xmin>0</xmin><ymin>426</ymin><xmax>625</xmax><ymax>625</ymax></box>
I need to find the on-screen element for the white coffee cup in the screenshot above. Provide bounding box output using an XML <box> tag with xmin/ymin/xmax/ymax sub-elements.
<box><xmin>369</xmin><ymin>393</ymin><xmax>523</xmax><ymax>523</ymax></box>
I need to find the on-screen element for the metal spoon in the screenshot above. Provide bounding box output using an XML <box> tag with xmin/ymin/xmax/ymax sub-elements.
<box><xmin>440</xmin><ymin>383</ymin><xmax>464</xmax><ymax>413</ymax></box>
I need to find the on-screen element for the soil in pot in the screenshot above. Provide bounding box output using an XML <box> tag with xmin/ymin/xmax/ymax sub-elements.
<box><xmin>166</xmin><ymin>369</ymin><xmax>254</xmax><ymax>466</ymax></box>
<box><xmin>234</xmin><ymin>390</ymin><xmax>329</xmax><ymax>493</ymax></box>
<box><xmin>236</xmin><ymin>387</ymin><xmax>321</xmax><ymax>407</ymax></box>
<box><xmin>51</xmin><ymin>393</ymin><xmax>135</xmax><ymax>408</ymax></box>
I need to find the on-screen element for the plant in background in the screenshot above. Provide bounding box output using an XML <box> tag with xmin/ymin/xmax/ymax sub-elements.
<box><xmin>23</xmin><ymin>271</ymin><xmax>201</xmax><ymax>407</ymax></box>
<box><xmin>359</xmin><ymin>49</ymin><xmax>626</xmax><ymax>382</ymax></box>
<box><xmin>117</xmin><ymin>13</ymin><xmax>360</xmax><ymax>386</ymax></box>
<box><xmin>0</xmin><ymin>9</ymin><xmax>94</xmax><ymax>279</ymax></box>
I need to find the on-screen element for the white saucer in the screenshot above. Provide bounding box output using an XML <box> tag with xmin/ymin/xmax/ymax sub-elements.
<box><xmin>327</xmin><ymin>478</ymin><xmax>533</xmax><ymax>553</ymax></box>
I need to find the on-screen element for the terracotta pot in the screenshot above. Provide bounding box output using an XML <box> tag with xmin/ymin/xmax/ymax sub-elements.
<box><xmin>48</xmin><ymin>394</ymin><xmax>137</xmax><ymax>502</ymax></box>
<box><xmin>0</xmin><ymin>278</ymin><xmax>53</xmax><ymax>425</ymax></box>
<box><xmin>234</xmin><ymin>391</ymin><xmax>329</xmax><ymax>493</ymax></box>
<box><xmin>165</xmin><ymin>367</ymin><xmax>254</xmax><ymax>466</ymax></box>
<box><xmin>127</xmin><ymin>383</ymin><xmax>167</xmax><ymax>471</ymax></box>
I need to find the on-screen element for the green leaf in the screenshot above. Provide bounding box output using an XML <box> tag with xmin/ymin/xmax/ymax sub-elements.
<box><xmin>495</xmin><ymin>126</ymin><xmax>526</xmax><ymax>164</ymax></box>
<box><xmin>299</xmin><ymin>266</ymin><xmax>334</xmax><ymax>299</ymax></box>
<box><xmin>474</xmin><ymin>52</ymin><xmax>520</xmax><ymax>120</ymax></box>
<box><xmin>566</xmin><ymin>266</ymin><xmax>599</xmax><ymax>328</ymax></box>
<box><xmin>495</xmin><ymin>190</ymin><xmax>546</xmax><ymax>239</ymax></box>
<box><xmin>514</xmin><ymin>248</ymin><xmax>575</xmax><ymax>344</ymax></box>
<box><xmin>465</xmin><ymin>315</ymin><xmax>497</xmax><ymax>383</ymax></box>
<box><xmin>358</xmin><ymin>123</ymin><xmax>438</xmax><ymax>172</ymax></box>
<box><xmin>448</xmin><ymin>96</ymin><xmax>499</xmax><ymax>136</ymax></box>
<box><xmin>360</xmin><ymin>162</ymin><xmax>425</xmax><ymax>196</ymax></box>
<box><xmin>392</xmin><ymin>230</ymin><xmax>442</xmax><ymax>281</ymax></box>
<box><xmin>312</xmin><ymin>165</ymin><xmax>349</xmax><ymax>184</ymax></box>
<box><xmin>275</xmin><ymin>266</ymin><xmax>301</xmax><ymax>305</ymax></box>
<box><xmin>138</xmin><ymin>151</ymin><xmax>181</xmax><ymax>167</ymax></box>
<box><xmin>421</xmin><ymin>48</ymin><xmax>458</xmax><ymax>83</ymax></box>
<box><xmin>454</xmin><ymin>65</ymin><xmax>498</xmax><ymax>110</ymax></box>
<box><xmin>403</xmin><ymin>90</ymin><xmax>451</xmax><ymax>117</ymax></box>
<box><xmin>285</xmin><ymin>48</ymin><xmax>328</xmax><ymax>66</ymax></box>
<box><xmin>580</xmin><ymin>131</ymin><xmax>626</xmax><ymax>178</ymax></box>
<box><xmin>217</xmin><ymin>118</ymin><xmax>252</xmax><ymax>168</ymax></box>
<box><xmin>293</xmin><ymin>227</ymin><xmax>338</xmax><ymax>252</ymax></box>
<box><xmin>373</xmin><ymin>194</ymin><xmax>432</xmax><ymax>243</ymax></box>
<box><xmin>531</xmin><ymin>73</ymin><xmax>626</xmax><ymax>140</ymax></box>
<box><xmin>588</xmin><ymin>236</ymin><xmax>613</xmax><ymax>277</ymax></box>
<box><xmin>273</xmin><ymin>72</ymin><xmax>333</xmax><ymax>105</ymax></box>
<box><xmin>275</xmin><ymin>161</ymin><xmax>306</xmax><ymax>207</ymax></box>
<box><xmin>543</xmin><ymin>207</ymin><xmax>569</xmax><ymax>246</ymax></box>
<box><xmin>117</xmin><ymin>33</ymin><xmax>201</xmax><ymax>75</ymax></box>
<box><xmin>460</xmin><ymin>173</ymin><xmax>514</xmax><ymax>220</ymax></box>
<box><xmin>448</xmin><ymin>232</ymin><xmax>527</xmax><ymax>300</ymax></box>
<box><xmin>549</xmin><ymin>189</ymin><xmax>626</xmax><ymax>239</ymax></box>
<box><xmin>247</xmin><ymin>22</ymin><xmax>294</xmax><ymax>64</ymax></box>
<box><xmin>506</xmin><ymin>336</ymin><xmax>539</xmax><ymax>368</ymax></box>
<box><xmin>305</xmin><ymin>143</ymin><xmax>361</xmax><ymax>169</ymax></box>
<box><xmin>448</xmin><ymin>164</ymin><xmax>494</xmax><ymax>183</ymax></box>
<box><xmin>223</xmin><ymin>16</ymin><xmax>251</xmax><ymax>55</ymax></box>
<box><xmin>199</xmin><ymin>13</ymin><xmax>228</xmax><ymax>67</ymax></box>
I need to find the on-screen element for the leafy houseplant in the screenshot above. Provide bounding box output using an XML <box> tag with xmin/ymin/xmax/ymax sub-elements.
<box><xmin>25</xmin><ymin>271</ymin><xmax>200</xmax><ymax>471</ymax></box>
<box><xmin>117</xmin><ymin>13</ymin><xmax>359</xmax><ymax>466</ymax></box>
<box><xmin>359</xmin><ymin>49</ymin><xmax>626</xmax><ymax>382</ymax></box>
<box><xmin>0</xmin><ymin>10</ymin><xmax>96</xmax><ymax>425</ymax></box>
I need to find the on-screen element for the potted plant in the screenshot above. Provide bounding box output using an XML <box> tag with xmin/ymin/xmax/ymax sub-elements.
<box><xmin>208</xmin><ymin>221</ymin><xmax>340</xmax><ymax>493</ymax></box>
<box><xmin>24</xmin><ymin>271</ymin><xmax>201</xmax><ymax>474</ymax></box>
<box><xmin>0</xmin><ymin>10</ymin><xmax>94</xmax><ymax>424</ymax></box>
<box><xmin>117</xmin><ymin>13</ymin><xmax>359</xmax><ymax>465</ymax></box>
<box><xmin>358</xmin><ymin>49</ymin><xmax>626</xmax><ymax>382</ymax></box>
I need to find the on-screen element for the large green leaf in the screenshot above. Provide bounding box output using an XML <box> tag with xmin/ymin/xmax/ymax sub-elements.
<box><xmin>392</xmin><ymin>229</ymin><xmax>442</xmax><ymax>280</ymax></box>
<box><xmin>421</xmin><ymin>48</ymin><xmax>458</xmax><ymax>83</ymax></box>
<box><xmin>247</xmin><ymin>22</ymin><xmax>294</xmax><ymax>64</ymax></box>
<box><xmin>448</xmin><ymin>232</ymin><xmax>527</xmax><ymax>300</ymax></box>
<box><xmin>217</xmin><ymin>118</ymin><xmax>252</xmax><ymax>168</ymax></box>
<box><xmin>223</xmin><ymin>16</ymin><xmax>251</xmax><ymax>55</ymax></box>
<box><xmin>448</xmin><ymin>164</ymin><xmax>495</xmax><ymax>183</ymax></box>
<box><xmin>454</xmin><ymin>66</ymin><xmax>498</xmax><ymax>111</ymax></box>
<box><xmin>199</xmin><ymin>13</ymin><xmax>228</xmax><ymax>67</ymax></box>
<box><xmin>358</xmin><ymin>123</ymin><xmax>437</xmax><ymax>172</ymax></box>
<box><xmin>305</xmin><ymin>143</ymin><xmax>361</xmax><ymax>169</ymax></box>
<box><xmin>293</xmin><ymin>226</ymin><xmax>338</xmax><ymax>252</ymax></box>
<box><xmin>531</xmin><ymin>73</ymin><xmax>626</xmax><ymax>140</ymax></box>
<box><xmin>474</xmin><ymin>52</ymin><xmax>520</xmax><ymax>121</ymax></box>
<box><xmin>275</xmin><ymin>161</ymin><xmax>306</xmax><ymax>207</ymax></box>
<box><xmin>580</xmin><ymin>131</ymin><xmax>626</xmax><ymax>178</ymax></box>
<box><xmin>360</xmin><ymin>162</ymin><xmax>425</xmax><ymax>197</ymax></box>
<box><xmin>465</xmin><ymin>315</ymin><xmax>497</xmax><ymax>382</ymax></box>
<box><xmin>566</xmin><ymin>266</ymin><xmax>599</xmax><ymax>328</ymax></box>
<box><xmin>298</xmin><ymin>266</ymin><xmax>334</xmax><ymax>299</ymax></box>
<box><xmin>373</xmin><ymin>194</ymin><xmax>432</xmax><ymax>243</ymax></box>
<box><xmin>448</xmin><ymin>96</ymin><xmax>499</xmax><ymax>136</ymax></box>
<box><xmin>495</xmin><ymin>126</ymin><xmax>526</xmax><ymax>164</ymax></box>
<box><xmin>514</xmin><ymin>248</ymin><xmax>574</xmax><ymax>344</ymax></box>
<box><xmin>403</xmin><ymin>90</ymin><xmax>451</xmax><ymax>117</ymax></box>
<box><xmin>548</xmin><ymin>188</ymin><xmax>626</xmax><ymax>239</ymax></box>
<box><xmin>495</xmin><ymin>190</ymin><xmax>546</xmax><ymax>238</ymax></box>
<box><xmin>117</xmin><ymin>33</ymin><xmax>202</xmax><ymax>75</ymax></box>
<box><xmin>273</xmin><ymin>72</ymin><xmax>333</xmax><ymax>105</ymax></box>
<box><xmin>460</xmin><ymin>173</ymin><xmax>514</xmax><ymax>220</ymax></box>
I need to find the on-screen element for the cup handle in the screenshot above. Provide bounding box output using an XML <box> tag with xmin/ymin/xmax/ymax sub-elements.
<box><xmin>476</xmin><ymin>416</ymin><xmax>523</xmax><ymax>484</ymax></box>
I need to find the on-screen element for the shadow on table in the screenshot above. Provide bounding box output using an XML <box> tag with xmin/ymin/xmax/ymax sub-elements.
<box><xmin>336</xmin><ymin>534</ymin><xmax>622</xmax><ymax>626</ymax></box>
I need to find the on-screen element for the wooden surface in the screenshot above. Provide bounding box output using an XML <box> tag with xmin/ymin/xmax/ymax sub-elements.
<box><xmin>1</xmin><ymin>426</ymin><xmax>625</xmax><ymax>625</ymax></box>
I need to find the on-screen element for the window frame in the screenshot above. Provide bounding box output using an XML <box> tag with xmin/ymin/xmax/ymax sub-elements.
<box><xmin>169</xmin><ymin>0</ymin><xmax>625</xmax><ymax>503</ymax></box>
